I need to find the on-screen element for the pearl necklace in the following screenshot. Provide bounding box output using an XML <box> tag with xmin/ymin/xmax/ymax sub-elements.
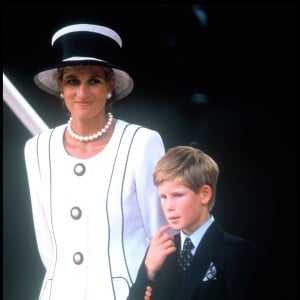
<box><xmin>67</xmin><ymin>112</ymin><xmax>113</xmax><ymax>142</ymax></box>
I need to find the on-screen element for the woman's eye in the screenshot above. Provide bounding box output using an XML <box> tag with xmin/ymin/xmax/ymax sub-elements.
<box><xmin>66</xmin><ymin>79</ymin><xmax>79</xmax><ymax>85</ymax></box>
<box><xmin>89</xmin><ymin>78</ymin><xmax>101</xmax><ymax>84</ymax></box>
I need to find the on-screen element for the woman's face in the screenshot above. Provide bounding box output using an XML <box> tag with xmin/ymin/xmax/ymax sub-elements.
<box><xmin>60</xmin><ymin>65</ymin><xmax>113</xmax><ymax>119</ymax></box>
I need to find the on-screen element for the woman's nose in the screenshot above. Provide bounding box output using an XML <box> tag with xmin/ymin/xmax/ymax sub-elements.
<box><xmin>77</xmin><ymin>84</ymin><xmax>89</xmax><ymax>97</ymax></box>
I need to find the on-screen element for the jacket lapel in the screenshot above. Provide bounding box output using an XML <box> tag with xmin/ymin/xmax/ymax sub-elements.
<box><xmin>176</xmin><ymin>221</ymin><xmax>222</xmax><ymax>300</ymax></box>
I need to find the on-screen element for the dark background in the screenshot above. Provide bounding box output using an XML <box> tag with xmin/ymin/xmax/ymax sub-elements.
<box><xmin>3</xmin><ymin>3</ymin><xmax>297</xmax><ymax>300</ymax></box>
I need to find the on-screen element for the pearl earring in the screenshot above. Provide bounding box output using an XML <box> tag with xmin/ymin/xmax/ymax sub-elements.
<box><xmin>60</xmin><ymin>93</ymin><xmax>64</xmax><ymax>99</ymax></box>
<box><xmin>107</xmin><ymin>92</ymin><xmax>112</xmax><ymax>99</ymax></box>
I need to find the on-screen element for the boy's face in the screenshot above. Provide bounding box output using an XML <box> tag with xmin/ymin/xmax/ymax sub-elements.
<box><xmin>158</xmin><ymin>179</ymin><xmax>210</xmax><ymax>236</ymax></box>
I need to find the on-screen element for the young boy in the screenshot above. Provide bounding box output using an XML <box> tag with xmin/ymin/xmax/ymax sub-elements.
<box><xmin>127</xmin><ymin>145</ymin><xmax>256</xmax><ymax>300</ymax></box>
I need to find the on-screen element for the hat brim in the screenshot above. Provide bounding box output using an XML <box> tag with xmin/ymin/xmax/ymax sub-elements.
<box><xmin>34</xmin><ymin>60</ymin><xmax>134</xmax><ymax>100</ymax></box>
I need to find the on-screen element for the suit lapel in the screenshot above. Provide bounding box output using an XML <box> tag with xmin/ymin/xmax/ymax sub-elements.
<box><xmin>175</xmin><ymin>221</ymin><xmax>222</xmax><ymax>300</ymax></box>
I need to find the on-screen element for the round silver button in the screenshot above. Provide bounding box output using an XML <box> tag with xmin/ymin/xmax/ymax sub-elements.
<box><xmin>74</xmin><ymin>163</ymin><xmax>86</xmax><ymax>176</ymax></box>
<box><xmin>73</xmin><ymin>252</ymin><xmax>84</xmax><ymax>265</ymax></box>
<box><xmin>70</xmin><ymin>207</ymin><xmax>82</xmax><ymax>220</ymax></box>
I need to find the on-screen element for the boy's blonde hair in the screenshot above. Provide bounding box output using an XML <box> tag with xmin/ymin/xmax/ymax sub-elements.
<box><xmin>153</xmin><ymin>146</ymin><xmax>219</xmax><ymax>211</ymax></box>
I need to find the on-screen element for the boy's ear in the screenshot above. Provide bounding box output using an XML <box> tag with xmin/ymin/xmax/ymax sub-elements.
<box><xmin>199</xmin><ymin>184</ymin><xmax>212</xmax><ymax>204</ymax></box>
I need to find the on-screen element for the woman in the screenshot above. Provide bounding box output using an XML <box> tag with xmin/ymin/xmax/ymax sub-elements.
<box><xmin>24</xmin><ymin>23</ymin><xmax>167</xmax><ymax>300</ymax></box>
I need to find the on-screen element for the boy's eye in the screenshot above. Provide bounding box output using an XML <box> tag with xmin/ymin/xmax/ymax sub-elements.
<box><xmin>174</xmin><ymin>193</ymin><xmax>184</xmax><ymax>198</ymax></box>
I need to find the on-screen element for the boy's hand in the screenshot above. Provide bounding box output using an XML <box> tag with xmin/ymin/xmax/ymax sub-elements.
<box><xmin>145</xmin><ymin>225</ymin><xmax>176</xmax><ymax>280</ymax></box>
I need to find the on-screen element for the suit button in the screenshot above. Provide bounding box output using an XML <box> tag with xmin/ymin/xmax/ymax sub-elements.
<box><xmin>73</xmin><ymin>252</ymin><xmax>84</xmax><ymax>265</ymax></box>
<box><xmin>70</xmin><ymin>207</ymin><xmax>82</xmax><ymax>219</ymax></box>
<box><xmin>74</xmin><ymin>163</ymin><xmax>86</xmax><ymax>176</ymax></box>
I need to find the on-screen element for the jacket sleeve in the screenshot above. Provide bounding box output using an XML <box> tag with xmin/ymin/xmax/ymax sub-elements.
<box><xmin>131</xmin><ymin>128</ymin><xmax>168</xmax><ymax>240</ymax></box>
<box><xmin>223</xmin><ymin>235</ymin><xmax>257</xmax><ymax>300</ymax></box>
<box><xmin>127</xmin><ymin>249</ymin><xmax>154</xmax><ymax>300</ymax></box>
<box><xmin>24</xmin><ymin>135</ymin><xmax>53</xmax><ymax>270</ymax></box>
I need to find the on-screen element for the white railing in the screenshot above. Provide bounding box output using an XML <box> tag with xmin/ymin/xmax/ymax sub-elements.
<box><xmin>3</xmin><ymin>73</ymin><xmax>49</xmax><ymax>135</ymax></box>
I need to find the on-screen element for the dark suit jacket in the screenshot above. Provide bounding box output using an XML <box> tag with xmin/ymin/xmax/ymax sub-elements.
<box><xmin>127</xmin><ymin>220</ymin><xmax>256</xmax><ymax>300</ymax></box>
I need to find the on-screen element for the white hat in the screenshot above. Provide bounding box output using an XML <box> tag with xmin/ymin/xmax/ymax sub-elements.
<box><xmin>34</xmin><ymin>24</ymin><xmax>134</xmax><ymax>100</ymax></box>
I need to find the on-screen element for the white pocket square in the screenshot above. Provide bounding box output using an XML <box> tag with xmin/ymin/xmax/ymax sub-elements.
<box><xmin>202</xmin><ymin>262</ymin><xmax>217</xmax><ymax>281</ymax></box>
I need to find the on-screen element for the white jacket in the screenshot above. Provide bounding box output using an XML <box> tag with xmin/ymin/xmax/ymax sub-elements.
<box><xmin>24</xmin><ymin>119</ymin><xmax>166</xmax><ymax>300</ymax></box>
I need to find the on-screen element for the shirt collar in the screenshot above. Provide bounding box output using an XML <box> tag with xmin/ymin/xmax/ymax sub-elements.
<box><xmin>180</xmin><ymin>215</ymin><xmax>215</xmax><ymax>253</ymax></box>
